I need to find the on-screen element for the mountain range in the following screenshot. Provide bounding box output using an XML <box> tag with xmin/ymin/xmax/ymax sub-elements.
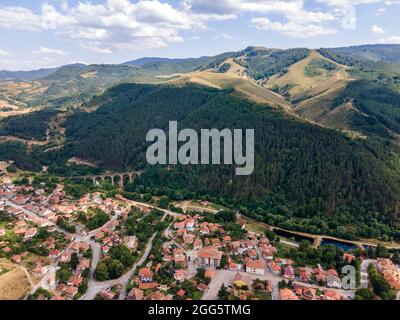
<box><xmin>1</xmin><ymin>44</ymin><xmax>400</xmax><ymax>241</ymax></box>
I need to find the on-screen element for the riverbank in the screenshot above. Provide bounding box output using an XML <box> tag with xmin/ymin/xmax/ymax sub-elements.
<box><xmin>238</xmin><ymin>214</ymin><xmax>400</xmax><ymax>250</ymax></box>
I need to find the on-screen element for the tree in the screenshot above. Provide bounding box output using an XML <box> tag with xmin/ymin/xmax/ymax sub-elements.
<box><xmin>355</xmin><ymin>288</ymin><xmax>373</xmax><ymax>300</ymax></box>
<box><xmin>197</xmin><ymin>268</ymin><xmax>206</xmax><ymax>280</ymax></box>
<box><xmin>392</xmin><ymin>252</ymin><xmax>400</xmax><ymax>265</ymax></box>
<box><xmin>57</xmin><ymin>266</ymin><xmax>72</xmax><ymax>284</ymax></box>
<box><xmin>70</xmin><ymin>252</ymin><xmax>79</xmax><ymax>270</ymax></box>
<box><xmin>370</xmin><ymin>274</ymin><xmax>391</xmax><ymax>297</ymax></box>
<box><xmin>218</xmin><ymin>283</ymin><xmax>229</xmax><ymax>300</ymax></box>
<box><xmin>375</xmin><ymin>243</ymin><xmax>389</xmax><ymax>258</ymax></box>
<box><xmin>143</xmin><ymin>193</ymin><xmax>153</xmax><ymax>202</ymax></box>
<box><xmin>107</xmin><ymin>260</ymin><xmax>124</xmax><ymax>279</ymax></box>
<box><xmin>94</xmin><ymin>262</ymin><xmax>109</xmax><ymax>281</ymax></box>
<box><xmin>158</xmin><ymin>196</ymin><xmax>170</xmax><ymax>209</ymax></box>
<box><xmin>220</xmin><ymin>254</ymin><xmax>228</xmax><ymax>269</ymax></box>
<box><xmin>6</xmin><ymin>163</ymin><xmax>17</xmax><ymax>173</ymax></box>
<box><xmin>110</xmin><ymin>245</ymin><xmax>134</xmax><ymax>268</ymax></box>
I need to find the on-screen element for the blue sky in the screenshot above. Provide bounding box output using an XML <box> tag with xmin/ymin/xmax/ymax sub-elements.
<box><xmin>0</xmin><ymin>0</ymin><xmax>399</xmax><ymax>70</ymax></box>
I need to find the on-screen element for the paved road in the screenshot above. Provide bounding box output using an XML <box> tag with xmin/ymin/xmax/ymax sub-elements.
<box><xmin>6</xmin><ymin>194</ymin><xmax>178</xmax><ymax>300</ymax></box>
<box><xmin>81</xmin><ymin>233</ymin><xmax>157</xmax><ymax>300</ymax></box>
<box><xmin>360</xmin><ymin>259</ymin><xmax>377</xmax><ymax>289</ymax></box>
<box><xmin>4</xmin><ymin>198</ymin><xmax>107</xmax><ymax>299</ymax></box>
<box><xmin>202</xmin><ymin>269</ymin><xmax>282</xmax><ymax>300</ymax></box>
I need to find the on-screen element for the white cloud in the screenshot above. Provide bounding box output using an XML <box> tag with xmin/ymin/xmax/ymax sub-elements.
<box><xmin>184</xmin><ymin>0</ymin><xmax>338</xmax><ymax>38</ymax></box>
<box><xmin>380</xmin><ymin>36</ymin><xmax>400</xmax><ymax>44</ymax></box>
<box><xmin>315</xmin><ymin>1</ymin><xmax>392</xmax><ymax>30</ymax></box>
<box><xmin>0</xmin><ymin>1</ymin><xmax>206</xmax><ymax>54</ymax></box>
<box><xmin>0</xmin><ymin>49</ymin><xmax>10</xmax><ymax>56</ymax></box>
<box><xmin>33</xmin><ymin>47</ymin><xmax>68</xmax><ymax>56</ymax></box>
<box><xmin>251</xmin><ymin>17</ymin><xmax>337</xmax><ymax>38</ymax></box>
<box><xmin>181</xmin><ymin>0</ymin><xmax>304</xmax><ymax>16</ymax></box>
<box><xmin>371</xmin><ymin>25</ymin><xmax>385</xmax><ymax>34</ymax></box>
<box><xmin>376</xmin><ymin>7</ymin><xmax>386</xmax><ymax>14</ymax></box>
<box><xmin>212</xmin><ymin>33</ymin><xmax>233</xmax><ymax>39</ymax></box>
<box><xmin>0</xmin><ymin>0</ymin><xmax>396</xmax><ymax>50</ymax></box>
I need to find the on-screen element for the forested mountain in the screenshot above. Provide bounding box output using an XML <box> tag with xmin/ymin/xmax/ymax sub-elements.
<box><xmin>1</xmin><ymin>44</ymin><xmax>400</xmax><ymax>241</ymax></box>
<box><xmin>125</xmin><ymin>52</ymin><xmax>238</xmax><ymax>75</ymax></box>
<box><xmin>0</xmin><ymin>64</ymin><xmax>156</xmax><ymax>109</ymax></box>
<box><xmin>63</xmin><ymin>83</ymin><xmax>400</xmax><ymax>240</ymax></box>
<box><xmin>0</xmin><ymin>64</ymin><xmax>86</xmax><ymax>82</ymax></box>
<box><xmin>331</xmin><ymin>44</ymin><xmax>400</xmax><ymax>64</ymax></box>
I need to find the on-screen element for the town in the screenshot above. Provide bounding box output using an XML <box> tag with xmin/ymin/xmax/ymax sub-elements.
<box><xmin>0</xmin><ymin>164</ymin><xmax>399</xmax><ymax>301</ymax></box>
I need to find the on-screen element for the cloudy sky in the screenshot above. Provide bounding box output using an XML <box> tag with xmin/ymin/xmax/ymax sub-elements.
<box><xmin>0</xmin><ymin>0</ymin><xmax>399</xmax><ymax>70</ymax></box>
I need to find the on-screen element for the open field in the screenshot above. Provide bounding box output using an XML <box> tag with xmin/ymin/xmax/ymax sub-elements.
<box><xmin>266</xmin><ymin>51</ymin><xmax>349</xmax><ymax>101</ymax></box>
<box><xmin>171</xmin><ymin>58</ymin><xmax>293</xmax><ymax>111</ymax></box>
<box><xmin>0</xmin><ymin>259</ymin><xmax>32</xmax><ymax>300</ymax></box>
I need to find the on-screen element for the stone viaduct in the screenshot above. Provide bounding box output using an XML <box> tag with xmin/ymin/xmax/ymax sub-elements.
<box><xmin>74</xmin><ymin>171</ymin><xmax>143</xmax><ymax>188</ymax></box>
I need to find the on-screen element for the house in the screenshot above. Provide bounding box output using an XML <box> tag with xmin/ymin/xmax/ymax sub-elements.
<box><xmin>261</xmin><ymin>245</ymin><xmax>276</xmax><ymax>260</ymax></box>
<box><xmin>77</xmin><ymin>258</ymin><xmax>90</xmax><ymax>272</ymax></box>
<box><xmin>174</xmin><ymin>221</ymin><xmax>186</xmax><ymax>230</ymax></box>
<box><xmin>193</xmin><ymin>238</ymin><xmax>203</xmax><ymax>250</ymax></box>
<box><xmin>327</xmin><ymin>268</ymin><xmax>339</xmax><ymax>277</ymax></box>
<box><xmin>322</xmin><ymin>289</ymin><xmax>348</xmax><ymax>301</ymax></box>
<box><xmin>127</xmin><ymin>288</ymin><xmax>143</xmax><ymax>300</ymax></box>
<box><xmin>280</xmin><ymin>288</ymin><xmax>299</xmax><ymax>300</ymax></box>
<box><xmin>186</xmin><ymin>218</ymin><xmax>195</xmax><ymax>231</ymax></box>
<box><xmin>99</xmin><ymin>290</ymin><xmax>117</xmax><ymax>300</ymax></box>
<box><xmin>67</xmin><ymin>274</ymin><xmax>83</xmax><ymax>287</ymax></box>
<box><xmin>183</xmin><ymin>233</ymin><xmax>195</xmax><ymax>245</ymax></box>
<box><xmin>174</xmin><ymin>269</ymin><xmax>187</xmax><ymax>282</ymax></box>
<box><xmin>11</xmin><ymin>255</ymin><xmax>21</xmax><ymax>263</ymax></box>
<box><xmin>205</xmin><ymin>269</ymin><xmax>216</xmax><ymax>280</ymax></box>
<box><xmin>2</xmin><ymin>247</ymin><xmax>12</xmax><ymax>253</ymax></box>
<box><xmin>302</xmin><ymin>287</ymin><xmax>318</xmax><ymax>300</ymax></box>
<box><xmin>298</xmin><ymin>270</ymin><xmax>311</xmax><ymax>283</ymax></box>
<box><xmin>101</xmin><ymin>246</ymin><xmax>110</xmax><ymax>254</ymax></box>
<box><xmin>377</xmin><ymin>258</ymin><xmax>400</xmax><ymax>289</ymax></box>
<box><xmin>49</xmin><ymin>249</ymin><xmax>61</xmax><ymax>259</ymax></box>
<box><xmin>24</xmin><ymin>228</ymin><xmax>37</xmax><ymax>240</ymax></box>
<box><xmin>228</xmin><ymin>259</ymin><xmax>241</xmax><ymax>272</ymax></box>
<box><xmin>247</xmin><ymin>249</ymin><xmax>258</xmax><ymax>259</ymax></box>
<box><xmin>197</xmin><ymin>247</ymin><xmax>223</xmax><ymax>269</ymax></box>
<box><xmin>245</xmin><ymin>258</ymin><xmax>265</xmax><ymax>275</ymax></box>
<box><xmin>124</xmin><ymin>236</ymin><xmax>138</xmax><ymax>251</ymax></box>
<box><xmin>326</xmin><ymin>275</ymin><xmax>342</xmax><ymax>289</ymax></box>
<box><xmin>197</xmin><ymin>283</ymin><xmax>208</xmax><ymax>292</ymax></box>
<box><xmin>343</xmin><ymin>253</ymin><xmax>355</xmax><ymax>263</ymax></box>
<box><xmin>200</xmin><ymin>226</ymin><xmax>210</xmax><ymax>235</ymax></box>
<box><xmin>176</xmin><ymin>289</ymin><xmax>185</xmax><ymax>298</ymax></box>
<box><xmin>139</xmin><ymin>268</ymin><xmax>153</xmax><ymax>283</ymax></box>
<box><xmin>283</xmin><ymin>266</ymin><xmax>295</xmax><ymax>280</ymax></box>
<box><xmin>233</xmin><ymin>273</ymin><xmax>252</xmax><ymax>289</ymax></box>
<box><xmin>268</xmin><ymin>261</ymin><xmax>281</xmax><ymax>275</ymax></box>
<box><xmin>147</xmin><ymin>291</ymin><xmax>166</xmax><ymax>301</ymax></box>
<box><xmin>64</xmin><ymin>286</ymin><xmax>79</xmax><ymax>298</ymax></box>
<box><xmin>139</xmin><ymin>282</ymin><xmax>157</xmax><ymax>290</ymax></box>
<box><xmin>244</xmin><ymin>240</ymin><xmax>255</xmax><ymax>249</ymax></box>
<box><xmin>60</xmin><ymin>251</ymin><xmax>72</xmax><ymax>263</ymax></box>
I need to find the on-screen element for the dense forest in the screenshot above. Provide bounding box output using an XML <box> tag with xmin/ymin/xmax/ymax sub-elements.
<box><xmin>235</xmin><ymin>47</ymin><xmax>310</xmax><ymax>80</ymax></box>
<box><xmin>0</xmin><ymin>109</ymin><xmax>57</xmax><ymax>140</ymax></box>
<box><xmin>331</xmin><ymin>44</ymin><xmax>400</xmax><ymax>64</ymax></box>
<box><xmin>64</xmin><ymin>83</ymin><xmax>400</xmax><ymax>240</ymax></box>
<box><xmin>332</xmin><ymin>79</ymin><xmax>400</xmax><ymax>138</ymax></box>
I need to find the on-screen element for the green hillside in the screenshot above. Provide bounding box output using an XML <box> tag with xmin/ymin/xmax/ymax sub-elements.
<box><xmin>64</xmin><ymin>83</ymin><xmax>400</xmax><ymax>241</ymax></box>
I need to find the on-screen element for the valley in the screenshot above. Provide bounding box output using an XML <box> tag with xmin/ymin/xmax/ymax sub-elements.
<box><xmin>1</xmin><ymin>44</ymin><xmax>400</xmax><ymax>301</ymax></box>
